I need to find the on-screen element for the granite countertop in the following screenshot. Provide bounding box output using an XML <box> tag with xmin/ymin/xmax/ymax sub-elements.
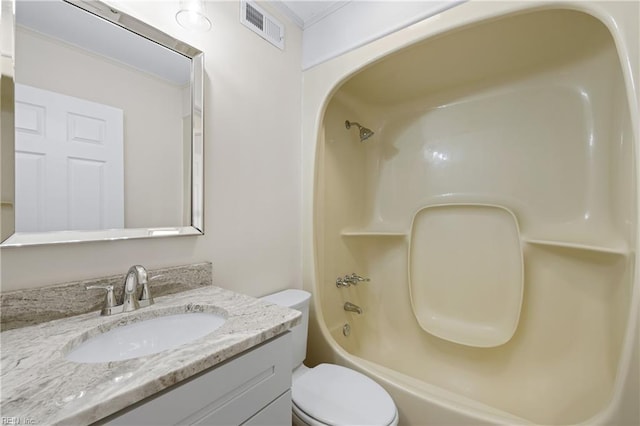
<box><xmin>0</xmin><ymin>285</ymin><xmax>300</xmax><ymax>425</ymax></box>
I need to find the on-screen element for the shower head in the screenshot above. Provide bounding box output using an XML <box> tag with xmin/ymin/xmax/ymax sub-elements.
<box><xmin>345</xmin><ymin>120</ymin><xmax>374</xmax><ymax>142</ymax></box>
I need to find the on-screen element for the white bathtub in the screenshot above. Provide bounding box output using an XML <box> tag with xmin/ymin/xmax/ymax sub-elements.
<box><xmin>302</xmin><ymin>2</ymin><xmax>639</xmax><ymax>425</ymax></box>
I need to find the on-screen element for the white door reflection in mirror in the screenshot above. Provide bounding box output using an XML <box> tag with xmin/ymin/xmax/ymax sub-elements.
<box><xmin>15</xmin><ymin>84</ymin><xmax>124</xmax><ymax>232</ymax></box>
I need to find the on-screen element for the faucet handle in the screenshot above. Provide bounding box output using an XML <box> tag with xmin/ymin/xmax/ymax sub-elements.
<box><xmin>336</xmin><ymin>273</ymin><xmax>371</xmax><ymax>288</ymax></box>
<box><xmin>86</xmin><ymin>284</ymin><xmax>118</xmax><ymax>316</ymax></box>
<box><xmin>138</xmin><ymin>278</ymin><xmax>154</xmax><ymax>308</ymax></box>
<box><xmin>336</xmin><ymin>276</ymin><xmax>351</xmax><ymax>288</ymax></box>
<box><xmin>348</xmin><ymin>273</ymin><xmax>370</xmax><ymax>284</ymax></box>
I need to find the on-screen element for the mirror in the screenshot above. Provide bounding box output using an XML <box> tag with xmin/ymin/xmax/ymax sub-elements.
<box><xmin>0</xmin><ymin>0</ymin><xmax>204</xmax><ymax>247</ymax></box>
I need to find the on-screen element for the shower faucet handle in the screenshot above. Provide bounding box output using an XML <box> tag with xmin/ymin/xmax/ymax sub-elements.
<box><xmin>336</xmin><ymin>276</ymin><xmax>351</xmax><ymax>288</ymax></box>
<box><xmin>336</xmin><ymin>273</ymin><xmax>370</xmax><ymax>287</ymax></box>
<box><xmin>347</xmin><ymin>273</ymin><xmax>370</xmax><ymax>285</ymax></box>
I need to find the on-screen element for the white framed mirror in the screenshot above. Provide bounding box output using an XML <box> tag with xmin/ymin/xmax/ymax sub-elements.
<box><xmin>0</xmin><ymin>0</ymin><xmax>204</xmax><ymax>247</ymax></box>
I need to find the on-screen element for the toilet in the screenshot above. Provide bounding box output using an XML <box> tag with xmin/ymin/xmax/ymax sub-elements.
<box><xmin>262</xmin><ymin>289</ymin><xmax>399</xmax><ymax>426</ymax></box>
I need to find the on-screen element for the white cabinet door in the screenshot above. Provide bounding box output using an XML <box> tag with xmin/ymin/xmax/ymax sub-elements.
<box><xmin>15</xmin><ymin>84</ymin><xmax>124</xmax><ymax>232</ymax></box>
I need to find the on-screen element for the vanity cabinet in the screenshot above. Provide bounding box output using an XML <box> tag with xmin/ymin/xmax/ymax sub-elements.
<box><xmin>101</xmin><ymin>333</ymin><xmax>292</xmax><ymax>426</ymax></box>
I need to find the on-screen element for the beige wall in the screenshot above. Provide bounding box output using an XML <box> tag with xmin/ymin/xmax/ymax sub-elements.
<box><xmin>0</xmin><ymin>0</ymin><xmax>303</xmax><ymax>296</ymax></box>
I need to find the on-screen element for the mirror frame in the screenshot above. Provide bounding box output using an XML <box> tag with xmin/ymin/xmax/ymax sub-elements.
<box><xmin>0</xmin><ymin>0</ymin><xmax>204</xmax><ymax>247</ymax></box>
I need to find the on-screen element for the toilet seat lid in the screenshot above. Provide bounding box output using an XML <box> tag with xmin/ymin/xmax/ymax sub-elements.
<box><xmin>292</xmin><ymin>363</ymin><xmax>396</xmax><ymax>426</ymax></box>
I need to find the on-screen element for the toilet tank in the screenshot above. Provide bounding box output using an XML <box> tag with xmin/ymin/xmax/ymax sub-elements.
<box><xmin>261</xmin><ymin>289</ymin><xmax>311</xmax><ymax>370</ymax></box>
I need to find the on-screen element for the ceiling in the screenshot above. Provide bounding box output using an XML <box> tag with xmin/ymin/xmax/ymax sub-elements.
<box><xmin>274</xmin><ymin>0</ymin><xmax>349</xmax><ymax>29</ymax></box>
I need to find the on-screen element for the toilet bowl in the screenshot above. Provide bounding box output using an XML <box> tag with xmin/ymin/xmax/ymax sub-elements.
<box><xmin>261</xmin><ymin>289</ymin><xmax>398</xmax><ymax>426</ymax></box>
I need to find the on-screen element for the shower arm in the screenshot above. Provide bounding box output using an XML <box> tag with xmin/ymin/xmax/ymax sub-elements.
<box><xmin>345</xmin><ymin>120</ymin><xmax>361</xmax><ymax>130</ymax></box>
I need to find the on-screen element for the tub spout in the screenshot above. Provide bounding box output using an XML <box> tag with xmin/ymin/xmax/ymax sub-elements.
<box><xmin>344</xmin><ymin>302</ymin><xmax>363</xmax><ymax>314</ymax></box>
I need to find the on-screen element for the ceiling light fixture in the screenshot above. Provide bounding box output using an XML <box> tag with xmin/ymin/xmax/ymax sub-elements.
<box><xmin>176</xmin><ymin>0</ymin><xmax>211</xmax><ymax>32</ymax></box>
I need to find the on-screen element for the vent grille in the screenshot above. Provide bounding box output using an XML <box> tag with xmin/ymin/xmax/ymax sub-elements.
<box><xmin>245</xmin><ymin>3</ymin><xmax>263</xmax><ymax>30</ymax></box>
<box><xmin>240</xmin><ymin>1</ymin><xmax>284</xmax><ymax>50</ymax></box>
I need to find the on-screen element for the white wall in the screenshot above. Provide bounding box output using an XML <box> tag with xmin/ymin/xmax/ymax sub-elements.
<box><xmin>301</xmin><ymin>0</ymin><xmax>464</xmax><ymax>70</ymax></box>
<box><xmin>0</xmin><ymin>0</ymin><xmax>303</xmax><ymax>296</ymax></box>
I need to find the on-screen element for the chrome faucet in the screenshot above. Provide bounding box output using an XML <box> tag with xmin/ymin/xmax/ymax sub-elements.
<box><xmin>344</xmin><ymin>302</ymin><xmax>363</xmax><ymax>314</ymax></box>
<box><xmin>122</xmin><ymin>265</ymin><xmax>151</xmax><ymax>312</ymax></box>
<box><xmin>87</xmin><ymin>265</ymin><xmax>153</xmax><ymax>316</ymax></box>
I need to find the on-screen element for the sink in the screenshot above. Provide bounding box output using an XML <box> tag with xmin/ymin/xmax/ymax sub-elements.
<box><xmin>65</xmin><ymin>312</ymin><xmax>226</xmax><ymax>363</ymax></box>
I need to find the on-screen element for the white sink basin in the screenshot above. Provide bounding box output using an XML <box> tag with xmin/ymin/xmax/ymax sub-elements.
<box><xmin>66</xmin><ymin>312</ymin><xmax>226</xmax><ymax>363</ymax></box>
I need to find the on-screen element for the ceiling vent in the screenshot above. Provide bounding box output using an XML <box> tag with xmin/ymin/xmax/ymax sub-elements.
<box><xmin>240</xmin><ymin>1</ymin><xmax>284</xmax><ymax>50</ymax></box>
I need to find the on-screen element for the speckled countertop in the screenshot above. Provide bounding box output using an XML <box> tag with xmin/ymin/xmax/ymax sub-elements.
<box><xmin>0</xmin><ymin>285</ymin><xmax>300</xmax><ymax>425</ymax></box>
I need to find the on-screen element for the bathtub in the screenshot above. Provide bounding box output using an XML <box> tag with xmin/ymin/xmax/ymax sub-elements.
<box><xmin>302</xmin><ymin>1</ymin><xmax>639</xmax><ymax>425</ymax></box>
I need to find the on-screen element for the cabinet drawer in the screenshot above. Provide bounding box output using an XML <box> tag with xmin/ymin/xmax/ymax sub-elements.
<box><xmin>104</xmin><ymin>332</ymin><xmax>292</xmax><ymax>425</ymax></box>
<box><xmin>243</xmin><ymin>390</ymin><xmax>291</xmax><ymax>426</ymax></box>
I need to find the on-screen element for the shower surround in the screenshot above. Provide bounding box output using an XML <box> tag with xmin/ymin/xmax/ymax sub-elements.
<box><xmin>302</xmin><ymin>2</ymin><xmax>639</xmax><ymax>425</ymax></box>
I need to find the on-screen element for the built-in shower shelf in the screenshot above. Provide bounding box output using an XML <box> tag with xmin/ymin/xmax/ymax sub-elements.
<box><xmin>523</xmin><ymin>238</ymin><xmax>629</xmax><ymax>256</ymax></box>
<box><xmin>341</xmin><ymin>230</ymin><xmax>629</xmax><ymax>255</ymax></box>
<box><xmin>341</xmin><ymin>229</ymin><xmax>407</xmax><ymax>238</ymax></box>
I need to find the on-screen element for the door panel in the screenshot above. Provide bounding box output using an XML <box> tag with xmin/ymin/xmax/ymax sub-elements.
<box><xmin>15</xmin><ymin>84</ymin><xmax>124</xmax><ymax>232</ymax></box>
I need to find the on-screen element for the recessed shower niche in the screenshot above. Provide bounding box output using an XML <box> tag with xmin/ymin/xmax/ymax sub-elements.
<box><xmin>313</xmin><ymin>7</ymin><xmax>636</xmax><ymax>425</ymax></box>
